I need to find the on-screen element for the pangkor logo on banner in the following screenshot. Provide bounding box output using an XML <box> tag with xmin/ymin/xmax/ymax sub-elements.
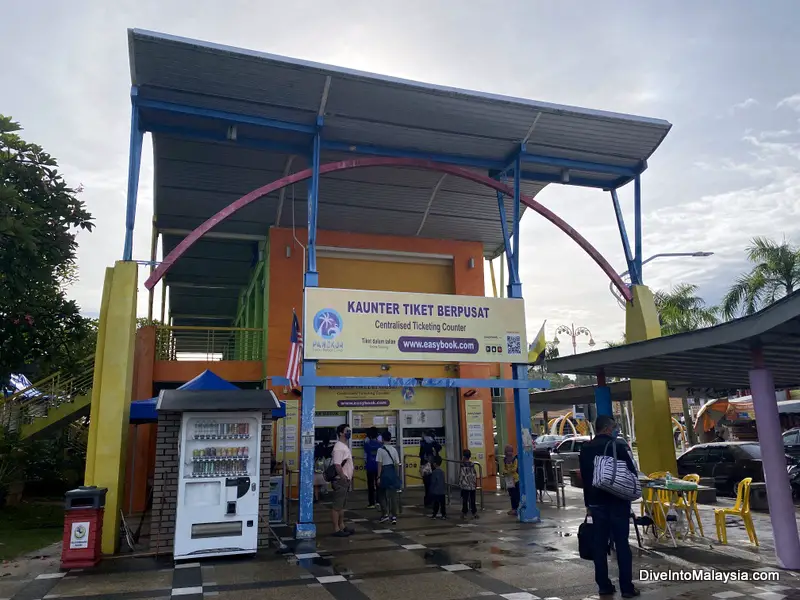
<box><xmin>304</xmin><ymin>288</ymin><xmax>527</xmax><ymax>363</ymax></box>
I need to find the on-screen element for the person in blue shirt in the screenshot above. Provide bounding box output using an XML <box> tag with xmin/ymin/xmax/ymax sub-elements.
<box><xmin>364</xmin><ymin>427</ymin><xmax>383</xmax><ymax>509</ymax></box>
<box><xmin>419</xmin><ymin>430</ymin><xmax>442</xmax><ymax>508</ymax></box>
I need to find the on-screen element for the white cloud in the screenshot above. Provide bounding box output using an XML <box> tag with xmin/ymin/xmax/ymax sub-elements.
<box><xmin>777</xmin><ymin>93</ymin><xmax>800</xmax><ymax>111</ymax></box>
<box><xmin>728</xmin><ymin>97</ymin><xmax>759</xmax><ymax>115</ymax></box>
<box><xmin>3</xmin><ymin>0</ymin><xmax>800</xmax><ymax>353</ymax></box>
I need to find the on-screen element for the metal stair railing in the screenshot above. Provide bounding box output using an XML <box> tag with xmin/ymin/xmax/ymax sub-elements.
<box><xmin>1</xmin><ymin>357</ymin><xmax>95</xmax><ymax>433</ymax></box>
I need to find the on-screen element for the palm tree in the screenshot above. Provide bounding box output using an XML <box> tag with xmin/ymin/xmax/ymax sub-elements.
<box><xmin>722</xmin><ymin>237</ymin><xmax>800</xmax><ymax>319</ymax></box>
<box><xmin>655</xmin><ymin>283</ymin><xmax>719</xmax><ymax>335</ymax></box>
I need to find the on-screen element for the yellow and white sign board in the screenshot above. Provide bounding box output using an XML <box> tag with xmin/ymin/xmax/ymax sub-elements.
<box><xmin>304</xmin><ymin>288</ymin><xmax>527</xmax><ymax>363</ymax></box>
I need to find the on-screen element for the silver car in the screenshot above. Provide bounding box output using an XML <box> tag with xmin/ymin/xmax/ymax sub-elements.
<box><xmin>550</xmin><ymin>436</ymin><xmax>592</xmax><ymax>472</ymax></box>
<box><xmin>533</xmin><ymin>434</ymin><xmax>566</xmax><ymax>452</ymax></box>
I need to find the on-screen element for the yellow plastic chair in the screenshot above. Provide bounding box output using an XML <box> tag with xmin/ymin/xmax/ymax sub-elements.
<box><xmin>714</xmin><ymin>478</ymin><xmax>757</xmax><ymax>546</ymax></box>
<box><xmin>671</xmin><ymin>474</ymin><xmax>704</xmax><ymax>536</ymax></box>
<box><xmin>641</xmin><ymin>471</ymin><xmax>667</xmax><ymax>514</ymax></box>
<box><xmin>641</xmin><ymin>471</ymin><xmax>668</xmax><ymax>530</ymax></box>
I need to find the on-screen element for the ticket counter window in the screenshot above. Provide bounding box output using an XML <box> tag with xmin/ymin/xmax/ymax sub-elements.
<box><xmin>314</xmin><ymin>412</ymin><xmax>348</xmax><ymax>462</ymax></box>
<box><xmin>401</xmin><ymin>426</ymin><xmax>446</xmax><ymax>488</ymax></box>
<box><xmin>350</xmin><ymin>411</ymin><xmax>399</xmax><ymax>490</ymax></box>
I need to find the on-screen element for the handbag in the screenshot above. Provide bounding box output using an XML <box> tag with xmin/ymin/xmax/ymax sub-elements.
<box><xmin>324</xmin><ymin>457</ymin><xmax>347</xmax><ymax>483</ymax></box>
<box><xmin>379</xmin><ymin>447</ymin><xmax>402</xmax><ymax>490</ymax></box>
<box><xmin>578</xmin><ymin>516</ymin><xmax>594</xmax><ymax>560</ymax></box>
<box><xmin>420</xmin><ymin>461</ymin><xmax>432</xmax><ymax>478</ymax></box>
<box><xmin>592</xmin><ymin>440</ymin><xmax>641</xmax><ymax>501</ymax></box>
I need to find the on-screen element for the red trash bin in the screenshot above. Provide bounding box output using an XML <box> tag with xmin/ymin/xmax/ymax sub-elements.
<box><xmin>61</xmin><ymin>486</ymin><xmax>107</xmax><ymax>569</ymax></box>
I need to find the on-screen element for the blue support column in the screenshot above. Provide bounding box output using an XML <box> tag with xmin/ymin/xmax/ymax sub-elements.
<box><xmin>123</xmin><ymin>88</ymin><xmax>143</xmax><ymax>261</ymax></box>
<box><xmin>512</xmin><ymin>154</ymin><xmax>522</xmax><ymax>279</ymax></box>
<box><xmin>594</xmin><ymin>385</ymin><xmax>613</xmax><ymax>417</ymax></box>
<box><xmin>633</xmin><ymin>175</ymin><xmax>643</xmax><ymax>283</ymax></box>
<box><xmin>296</xmin><ymin>128</ymin><xmax>321</xmax><ymax>540</ymax></box>
<box><xmin>609</xmin><ymin>189</ymin><xmax>639</xmax><ymax>285</ymax></box>
<box><xmin>508</xmin><ymin>156</ymin><xmax>539</xmax><ymax>523</ymax></box>
<box><xmin>495</xmin><ymin>191</ymin><xmax>519</xmax><ymax>288</ymax></box>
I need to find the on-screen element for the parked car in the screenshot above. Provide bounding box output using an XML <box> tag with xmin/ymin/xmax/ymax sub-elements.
<box><xmin>782</xmin><ymin>428</ymin><xmax>800</xmax><ymax>461</ymax></box>
<box><xmin>533</xmin><ymin>434</ymin><xmax>565</xmax><ymax>452</ymax></box>
<box><xmin>676</xmin><ymin>441</ymin><xmax>792</xmax><ymax>496</ymax></box>
<box><xmin>550</xmin><ymin>436</ymin><xmax>591</xmax><ymax>472</ymax></box>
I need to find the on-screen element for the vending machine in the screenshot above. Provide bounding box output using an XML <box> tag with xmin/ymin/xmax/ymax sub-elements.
<box><xmin>173</xmin><ymin>411</ymin><xmax>262</xmax><ymax>560</ymax></box>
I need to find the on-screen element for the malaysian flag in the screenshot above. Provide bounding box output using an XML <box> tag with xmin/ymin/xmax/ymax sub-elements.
<box><xmin>286</xmin><ymin>311</ymin><xmax>303</xmax><ymax>391</ymax></box>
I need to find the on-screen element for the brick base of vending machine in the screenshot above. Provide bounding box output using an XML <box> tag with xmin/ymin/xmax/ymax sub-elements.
<box><xmin>149</xmin><ymin>413</ymin><xmax>272</xmax><ymax>554</ymax></box>
<box><xmin>61</xmin><ymin>508</ymin><xmax>104</xmax><ymax>569</ymax></box>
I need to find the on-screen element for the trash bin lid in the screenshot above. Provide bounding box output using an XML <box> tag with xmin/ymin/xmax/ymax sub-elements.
<box><xmin>65</xmin><ymin>485</ymin><xmax>108</xmax><ymax>500</ymax></box>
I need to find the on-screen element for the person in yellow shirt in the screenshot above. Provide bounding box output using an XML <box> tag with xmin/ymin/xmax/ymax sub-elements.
<box><xmin>501</xmin><ymin>444</ymin><xmax>520</xmax><ymax>516</ymax></box>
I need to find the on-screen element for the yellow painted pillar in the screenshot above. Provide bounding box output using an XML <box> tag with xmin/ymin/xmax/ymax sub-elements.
<box><xmin>625</xmin><ymin>285</ymin><xmax>678</xmax><ymax>475</ymax></box>
<box><xmin>84</xmin><ymin>261</ymin><xmax>138</xmax><ymax>554</ymax></box>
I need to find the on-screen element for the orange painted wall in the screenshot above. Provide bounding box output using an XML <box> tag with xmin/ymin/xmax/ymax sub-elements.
<box><xmin>153</xmin><ymin>361</ymin><xmax>263</xmax><ymax>383</ymax></box>
<box><xmin>266</xmin><ymin>227</ymin><xmax>498</xmax><ymax>482</ymax></box>
<box><xmin>124</xmin><ymin>326</ymin><xmax>156</xmax><ymax>514</ymax></box>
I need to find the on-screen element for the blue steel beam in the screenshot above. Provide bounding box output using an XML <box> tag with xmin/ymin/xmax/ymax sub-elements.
<box><xmin>633</xmin><ymin>175</ymin><xmax>643</xmax><ymax>283</ymax></box>
<box><xmin>521</xmin><ymin>152</ymin><xmax>636</xmax><ymax>177</ymax></box>
<box><xmin>271</xmin><ymin>376</ymin><xmax>549</xmax><ymax>389</ymax></box>
<box><xmin>134</xmin><ymin>96</ymin><xmax>641</xmax><ymax>180</ymax></box>
<box><xmin>610</xmin><ymin>189</ymin><xmax>638</xmax><ymax>284</ymax></box>
<box><xmin>507</xmin><ymin>152</ymin><xmax>539</xmax><ymax>523</ymax></box>
<box><xmin>495</xmin><ymin>190</ymin><xmax>519</xmax><ymax>286</ymax></box>
<box><xmin>135</xmin><ymin>98</ymin><xmax>316</xmax><ymax>134</ymax></box>
<box><xmin>496</xmin><ymin>170</ymin><xmax>620</xmax><ymax>190</ymax></box>
<box><xmin>141</xmin><ymin>122</ymin><xmax>308</xmax><ymax>155</ymax></box>
<box><xmin>322</xmin><ymin>140</ymin><xmax>504</xmax><ymax>170</ymax></box>
<box><xmin>123</xmin><ymin>87</ymin><xmax>144</xmax><ymax>261</ymax></box>
<box><xmin>511</xmin><ymin>153</ymin><xmax>522</xmax><ymax>293</ymax></box>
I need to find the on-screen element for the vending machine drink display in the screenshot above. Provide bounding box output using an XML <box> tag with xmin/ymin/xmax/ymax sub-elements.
<box><xmin>174</xmin><ymin>412</ymin><xmax>262</xmax><ymax>560</ymax></box>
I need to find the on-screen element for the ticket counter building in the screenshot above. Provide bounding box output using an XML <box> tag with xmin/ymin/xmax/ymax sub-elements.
<box><xmin>3</xmin><ymin>28</ymin><xmax>676</xmax><ymax>552</ymax></box>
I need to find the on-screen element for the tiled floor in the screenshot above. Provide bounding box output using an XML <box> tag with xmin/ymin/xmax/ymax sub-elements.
<box><xmin>6</xmin><ymin>488</ymin><xmax>800</xmax><ymax>600</ymax></box>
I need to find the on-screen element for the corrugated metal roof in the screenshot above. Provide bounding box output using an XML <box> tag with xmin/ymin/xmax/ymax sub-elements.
<box><xmin>129</xmin><ymin>29</ymin><xmax>671</xmax><ymax>325</ymax></box>
<box><xmin>546</xmin><ymin>291</ymin><xmax>800</xmax><ymax>390</ymax></box>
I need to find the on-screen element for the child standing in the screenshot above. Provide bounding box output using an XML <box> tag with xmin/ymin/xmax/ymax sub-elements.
<box><xmin>501</xmin><ymin>444</ymin><xmax>520</xmax><ymax>516</ymax></box>
<box><xmin>458</xmin><ymin>449</ymin><xmax>479</xmax><ymax>519</ymax></box>
<box><xmin>429</xmin><ymin>455</ymin><xmax>447</xmax><ymax>519</ymax></box>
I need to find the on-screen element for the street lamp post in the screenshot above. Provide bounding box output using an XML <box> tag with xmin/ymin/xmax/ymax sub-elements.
<box><xmin>626</xmin><ymin>251</ymin><xmax>714</xmax><ymax>282</ymax></box>
<box><xmin>612</xmin><ymin>251</ymin><xmax>713</xmax><ymax>446</ymax></box>
<box><xmin>552</xmin><ymin>324</ymin><xmax>595</xmax><ymax>356</ymax></box>
<box><xmin>610</xmin><ymin>251</ymin><xmax>714</xmax><ymax>309</ymax></box>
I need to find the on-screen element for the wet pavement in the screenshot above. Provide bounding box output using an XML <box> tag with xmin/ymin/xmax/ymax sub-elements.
<box><xmin>4</xmin><ymin>486</ymin><xmax>800</xmax><ymax>600</ymax></box>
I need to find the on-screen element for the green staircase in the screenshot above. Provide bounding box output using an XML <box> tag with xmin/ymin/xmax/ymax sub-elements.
<box><xmin>1</xmin><ymin>359</ymin><xmax>94</xmax><ymax>440</ymax></box>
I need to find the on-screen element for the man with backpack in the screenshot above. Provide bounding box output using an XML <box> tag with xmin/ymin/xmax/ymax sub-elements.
<box><xmin>376</xmin><ymin>430</ymin><xmax>402</xmax><ymax>525</ymax></box>
<box><xmin>329</xmin><ymin>423</ymin><xmax>354</xmax><ymax>537</ymax></box>
<box><xmin>579</xmin><ymin>415</ymin><xmax>640</xmax><ymax>598</ymax></box>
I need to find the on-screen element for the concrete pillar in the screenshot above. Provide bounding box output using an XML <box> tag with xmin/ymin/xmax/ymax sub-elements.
<box><xmin>84</xmin><ymin>261</ymin><xmax>138</xmax><ymax>554</ymax></box>
<box><xmin>749</xmin><ymin>367</ymin><xmax>800</xmax><ymax>569</ymax></box>
<box><xmin>625</xmin><ymin>285</ymin><xmax>678</xmax><ymax>475</ymax></box>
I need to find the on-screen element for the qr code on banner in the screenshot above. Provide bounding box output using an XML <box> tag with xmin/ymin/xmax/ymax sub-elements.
<box><xmin>506</xmin><ymin>334</ymin><xmax>522</xmax><ymax>355</ymax></box>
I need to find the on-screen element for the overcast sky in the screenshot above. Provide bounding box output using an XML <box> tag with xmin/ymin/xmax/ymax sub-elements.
<box><xmin>3</xmin><ymin>1</ymin><xmax>800</xmax><ymax>351</ymax></box>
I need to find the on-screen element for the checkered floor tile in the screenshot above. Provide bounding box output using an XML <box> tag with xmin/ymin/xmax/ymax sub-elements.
<box><xmin>35</xmin><ymin>573</ymin><xmax>67</xmax><ymax>580</ymax></box>
<box><xmin>316</xmin><ymin>575</ymin><xmax>347</xmax><ymax>584</ymax></box>
<box><xmin>172</xmin><ymin>586</ymin><xmax>203</xmax><ymax>596</ymax></box>
<box><xmin>440</xmin><ymin>563</ymin><xmax>472</xmax><ymax>572</ymax></box>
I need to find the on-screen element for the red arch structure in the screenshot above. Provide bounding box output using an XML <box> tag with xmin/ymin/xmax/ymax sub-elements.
<box><xmin>145</xmin><ymin>157</ymin><xmax>632</xmax><ymax>302</ymax></box>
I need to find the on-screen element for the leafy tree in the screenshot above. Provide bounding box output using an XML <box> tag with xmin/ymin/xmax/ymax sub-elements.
<box><xmin>654</xmin><ymin>283</ymin><xmax>719</xmax><ymax>335</ymax></box>
<box><xmin>722</xmin><ymin>236</ymin><xmax>800</xmax><ymax>319</ymax></box>
<box><xmin>0</xmin><ymin>115</ymin><xmax>94</xmax><ymax>384</ymax></box>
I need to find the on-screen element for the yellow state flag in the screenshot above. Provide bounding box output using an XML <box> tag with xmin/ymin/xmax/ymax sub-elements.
<box><xmin>527</xmin><ymin>321</ymin><xmax>547</xmax><ymax>365</ymax></box>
